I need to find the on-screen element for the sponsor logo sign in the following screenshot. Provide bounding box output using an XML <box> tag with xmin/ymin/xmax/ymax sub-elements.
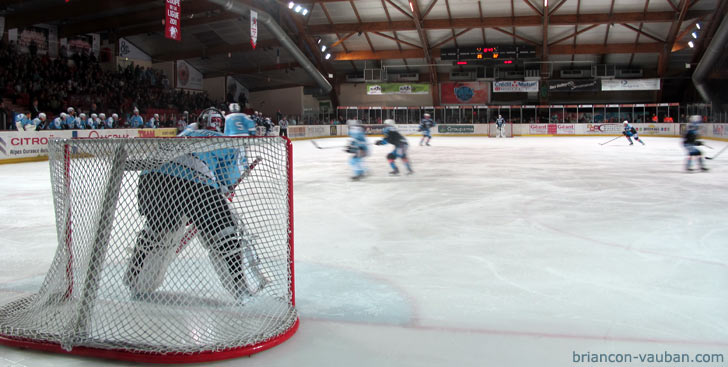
<box><xmin>493</xmin><ymin>80</ymin><xmax>539</xmax><ymax>93</ymax></box>
<box><xmin>586</xmin><ymin>123</ymin><xmax>622</xmax><ymax>134</ymax></box>
<box><xmin>601</xmin><ymin>78</ymin><xmax>660</xmax><ymax>91</ymax></box>
<box><xmin>288</xmin><ymin>126</ymin><xmax>306</xmax><ymax>138</ymax></box>
<box><xmin>529</xmin><ymin>124</ymin><xmax>548</xmax><ymax>134</ymax></box>
<box><xmin>548</xmin><ymin>80</ymin><xmax>600</xmax><ymax>92</ymax></box>
<box><xmin>557</xmin><ymin>124</ymin><xmax>575</xmax><ymax>134</ymax></box>
<box><xmin>438</xmin><ymin>125</ymin><xmax>475</xmax><ymax>134</ymax></box>
<box><xmin>441</xmin><ymin>82</ymin><xmax>490</xmax><ymax>104</ymax></box>
<box><xmin>366</xmin><ymin>83</ymin><xmax>430</xmax><ymax>95</ymax></box>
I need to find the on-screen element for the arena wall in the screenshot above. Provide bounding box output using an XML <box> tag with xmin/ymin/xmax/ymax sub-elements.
<box><xmin>2</xmin><ymin>125</ymin><xmax>726</xmax><ymax>164</ymax></box>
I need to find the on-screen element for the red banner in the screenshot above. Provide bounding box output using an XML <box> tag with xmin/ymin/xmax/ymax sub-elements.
<box><xmin>440</xmin><ymin>82</ymin><xmax>490</xmax><ymax>105</ymax></box>
<box><xmin>165</xmin><ymin>0</ymin><xmax>181</xmax><ymax>41</ymax></box>
<box><xmin>250</xmin><ymin>10</ymin><xmax>258</xmax><ymax>49</ymax></box>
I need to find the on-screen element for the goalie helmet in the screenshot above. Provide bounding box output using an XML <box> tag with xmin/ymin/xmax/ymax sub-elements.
<box><xmin>197</xmin><ymin>107</ymin><xmax>225</xmax><ymax>131</ymax></box>
<box><xmin>228</xmin><ymin>103</ymin><xmax>241</xmax><ymax>113</ymax></box>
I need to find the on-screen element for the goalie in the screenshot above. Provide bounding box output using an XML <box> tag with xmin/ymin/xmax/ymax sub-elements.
<box><xmin>125</xmin><ymin>107</ymin><xmax>268</xmax><ymax>301</ymax></box>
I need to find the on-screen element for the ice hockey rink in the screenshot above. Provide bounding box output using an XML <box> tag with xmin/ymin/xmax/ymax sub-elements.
<box><xmin>1</xmin><ymin>135</ymin><xmax>727</xmax><ymax>367</ymax></box>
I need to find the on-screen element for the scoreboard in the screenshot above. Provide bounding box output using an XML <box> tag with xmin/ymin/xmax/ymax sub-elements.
<box><xmin>441</xmin><ymin>46</ymin><xmax>537</xmax><ymax>64</ymax></box>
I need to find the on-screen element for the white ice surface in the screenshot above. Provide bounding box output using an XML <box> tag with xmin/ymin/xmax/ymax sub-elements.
<box><xmin>1</xmin><ymin>136</ymin><xmax>727</xmax><ymax>367</ymax></box>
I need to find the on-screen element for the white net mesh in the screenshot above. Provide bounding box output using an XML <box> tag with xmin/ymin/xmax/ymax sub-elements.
<box><xmin>0</xmin><ymin>137</ymin><xmax>296</xmax><ymax>360</ymax></box>
<box><xmin>489</xmin><ymin>123</ymin><xmax>513</xmax><ymax>138</ymax></box>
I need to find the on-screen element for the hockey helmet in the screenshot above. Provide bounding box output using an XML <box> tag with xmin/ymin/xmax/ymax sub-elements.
<box><xmin>91</xmin><ymin>113</ymin><xmax>98</xmax><ymax>119</ymax></box>
<box><xmin>346</xmin><ymin>119</ymin><xmax>360</xmax><ymax>127</ymax></box>
<box><xmin>384</xmin><ymin>119</ymin><xmax>396</xmax><ymax>126</ymax></box>
<box><xmin>79</xmin><ymin>113</ymin><xmax>87</xmax><ymax>119</ymax></box>
<box><xmin>228</xmin><ymin>103</ymin><xmax>241</xmax><ymax>113</ymax></box>
<box><xmin>67</xmin><ymin>107</ymin><xmax>74</xmax><ymax>113</ymax></box>
<box><xmin>99</xmin><ymin>113</ymin><xmax>106</xmax><ymax>119</ymax></box>
<box><xmin>60</xmin><ymin>112</ymin><xmax>68</xmax><ymax>119</ymax></box>
<box><xmin>688</xmin><ymin>115</ymin><xmax>703</xmax><ymax>124</ymax></box>
<box><xmin>423</xmin><ymin>113</ymin><xmax>431</xmax><ymax>118</ymax></box>
<box><xmin>133</xmin><ymin>108</ymin><xmax>140</xmax><ymax>114</ymax></box>
<box><xmin>112</xmin><ymin>113</ymin><xmax>119</xmax><ymax>119</ymax></box>
<box><xmin>623</xmin><ymin>120</ymin><xmax>629</xmax><ymax>125</ymax></box>
<box><xmin>153</xmin><ymin>113</ymin><xmax>160</xmax><ymax>119</ymax></box>
<box><xmin>197</xmin><ymin>107</ymin><xmax>225</xmax><ymax>131</ymax></box>
<box><xmin>38</xmin><ymin>112</ymin><xmax>46</xmax><ymax>120</ymax></box>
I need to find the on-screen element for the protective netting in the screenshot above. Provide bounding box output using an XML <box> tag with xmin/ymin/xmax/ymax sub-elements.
<box><xmin>489</xmin><ymin>123</ymin><xmax>514</xmax><ymax>138</ymax></box>
<box><xmin>0</xmin><ymin>137</ymin><xmax>296</xmax><ymax>361</ymax></box>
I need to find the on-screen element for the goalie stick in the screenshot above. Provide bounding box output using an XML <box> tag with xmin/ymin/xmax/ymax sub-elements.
<box><xmin>706</xmin><ymin>145</ymin><xmax>728</xmax><ymax>160</ymax></box>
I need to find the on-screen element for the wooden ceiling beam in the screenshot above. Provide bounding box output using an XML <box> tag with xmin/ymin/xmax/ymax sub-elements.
<box><xmin>658</xmin><ymin>0</ymin><xmax>691</xmax><ymax>76</ymax></box>
<box><xmin>334</xmin><ymin>42</ymin><xmax>664</xmax><ymax>60</ymax></box>
<box><xmin>307</xmin><ymin>11</ymin><xmax>699</xmax><ymax>34</ymax></box>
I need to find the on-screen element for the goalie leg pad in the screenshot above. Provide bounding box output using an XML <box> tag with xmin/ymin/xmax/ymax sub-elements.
<box><xmin>205</xmin><ymin>227</ymin><xmax>269</xmax><ymax>299</ymax></box>
<box><xmin>124</xmin><ymin>226</ymin><xmax>183</xmax><ymax>295</ymax></box>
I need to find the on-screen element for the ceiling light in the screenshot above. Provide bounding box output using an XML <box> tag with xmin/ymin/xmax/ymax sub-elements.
<box><xmin>288</xmin><ymin>1</ymin><xmax>294</xmax><ymax>9</ymax></box>
<box><xmin>328</xmin><ymin>73</ymin><xmax>334</xmax><ymax>78</ymax></box>
<box><xmin>302</xmin><ymin>8</ymin><xmax>308</xmax><ymax>15</ymax></box>
<box><xmin>544</xmin><ymin>0</ymin><xmax>548</xmax><ymax>7</ymax></box>
<box><xmin>325</xmin><ymin>53</ymin><xmax>331</xmax><ymax>60</ymax></box>
<box><xmin>695</xmin><ymin>22</ymin><xmax>701</xmax><ymax>30</ymax></box>
<box><xmin>294</xmin><ymin>5</ymin><xmax>302</xmax><ymax>12</ymax></box>
<box><xmin>317</xmin><ymin>38</ymin><xmax>322</xmax><ymax>44</ymax></box>
<box><xmin>409</xmin><ymin>1</ymin><xmax>414</xmax><ymax>12</ymax></box>
<box><xmin>321</xmin><ymin>45</ymin><xmax>327</xmax><ymax>52</ymax></box>
<box><xmin>688</xmin><ymin>41</ymin><xmax>694</xmax><ymax>48</ymax></box>
<box><xmin>692</xmin><ymin>32</ymin><xmax>698</xmax><ymax>39</ymax></box>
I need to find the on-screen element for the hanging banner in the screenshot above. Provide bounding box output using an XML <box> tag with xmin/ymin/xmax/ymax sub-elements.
<box><xmin>601</xmin><ymin>78</ymin><xmax>660</xmax><ymax>91</ymax></box>
<box><xmin>366</xmin><ymin>83</ymin><xmax>430</xmax><ymax>95</ymax></box>
<box><xmin>548</xmin><ymin>79</ymin><xmax>600</xmax><ymax>92</ymax></box>
<box><xmin>118</xmin><ymin>37</ymin><xmax>151</xmax><ymax>61</ymax></box>
<box><xmin>250</xmin><ymin>10</ymin><xmax>258</xmax><ymax>49</ymax></box>
<box><xmin>176</xmin><ymin>60</ymin><xmax>203</xmax><ymax>90</ymax></box>
<box><xmin>493</xmin><ymin>80</ymin><xmax>539</xmax><ymax>93</ymax></box>
<box><xmin>165</xmin><ymin>0</ymin><xmax>181</xmax><ymax>41</ymax></box>
<box><xmin>440</xmin><ymin>82</ymin><xmax>490</xmax><ymax>104</ymax></box>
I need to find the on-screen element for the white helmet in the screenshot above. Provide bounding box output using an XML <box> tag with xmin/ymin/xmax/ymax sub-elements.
<box><xmin>67</xmin><ymin>107</ymin><xmax>74</xmax><ymax>113</ymax></box>
<box><xmin>623</xmin><ymin>120</ymin><xmax>629</xmax><ymax>125</ymax></box>
<box><xmin>38</xmin><ymin>112</ymin><xmax>46</xmax><ymax>120</ymax></box>
<box><xmin>99</xmin><ymin>113</ymin><xmax>106</xmax><ymax>119</ymax></box>
<box><xmin>688</xmin><ymin>115</ymin><xmax>703</xmax><ymax>124</ymax></box>
<box><xmin>79</xmin><ymin>113</ymin><xmax>86</xmax><ymax>118</ymax></box>
<box><xmin>112</xmin><ymin>113</ymin><xmax>119</xmax><ymax>119</ymax></box>
<box><xmin>91</xmin><ymin>113</ymin><xmax>98</xmax><ymax>119</ymax></box>
<box><xmin>60</xmin><ymin>112</ymin><xmax>68</xmax><ymax>119</ymax></box>
<box><xmin>384</xmin><ymin>119</ymin><xmax>396</xmax><ymax>126</ymax></box>
<box><xmin>423</xmin><ymin>113</ymin><xmax>431</xmax><ymax>118</ymax></box>
<box><xmin>229</xmin><ymin>103</ymin><xmax>241</xmax><ymax>113</ymax></box>
<box><xmin>133</xmin><ymin>108</ymin><xmax>139</xmax><ymax>114</ymax></box>
<box><xmin>346</xmin><ymin>119</ymin><xmax>360</xmax><ymax>127</ymax></box>
<box><xmin>154</xmin><ymin>113</ymin><xmax>159</xmax><ymax>119</ymax></box>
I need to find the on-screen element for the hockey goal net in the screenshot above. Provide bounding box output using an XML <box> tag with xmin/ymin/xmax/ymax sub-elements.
<box><xmin>488</xmin><ymin>122</ymin><xmax>514</xmax><ymax>138</ymax></box>
<box><xmin>0</xmin><ymin>137</ymin><xmax>297</xmax><ymax>363</ymax></box>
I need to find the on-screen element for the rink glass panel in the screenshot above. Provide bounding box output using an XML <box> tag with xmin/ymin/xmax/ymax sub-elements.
<box><xmin>0</xmin><ymin>137</ymin><xmax>297</xmax><ymax>363</ymax></box>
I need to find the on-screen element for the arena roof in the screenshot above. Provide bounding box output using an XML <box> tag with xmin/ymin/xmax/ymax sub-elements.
<box><xmin>2</xmin><ymin>0</ymin><xmax>725</xmax><ymax>95</ymax></box>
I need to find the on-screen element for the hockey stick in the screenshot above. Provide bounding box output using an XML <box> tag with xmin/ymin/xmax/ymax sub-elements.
<box><xmin>311</xmin><ymin>140</ymin><xmax>347</xmax><ymax>149</ymax></box>
<box><xmin>706</xmin><ymin>145</ymin><xmax>728</xmax><ymax>160</ymax></box>
<box><xmin>599</xmin><ymin>135</ymin><xmax>623</xmax><ymax>146</ymax></box>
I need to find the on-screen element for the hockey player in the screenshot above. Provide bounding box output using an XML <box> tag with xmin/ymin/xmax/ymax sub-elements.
<box><xmin>263</xmin><ymin>117</ymin><xmax>273</xmax><ymax>136</ymax></box>
<box><xmin>31</xmin><ymin>112</ymin><xmax>47</xmax><ymax>130</ymax></box>
<box><xmin>146</xmin><ymin>113</ymin><xmax>160</xmax><ymax>129</ymax></box>
<box><xmin>88</xmin><ymin>113</ymin><xmax>100</xmax><ymax>129</ymax></box>
<box><xmin>98</xmin><ymin>113</ymin><xmax>106</xmax><ymax>128</ymax></box>
<box><xmin>374</xmin><ymin>119</ymin><xmax>413</xmax><ymax>175</ymax></box>
<box><xmin>129</xmin><ymin>108</ymin><xmax>144</xmax><ymax>128</ymax></box>
<box><xmin>419</xmin><ymin>113</ymin><xmax>435</xmax><ymax>146</ymax></box>
<box><xmin>125</xmin><ymin>107</ymin><xmax>267</xmax><ymax>300</ymax></box>
<box><xmin>76</xmin><ymin>113</ymin><xmax>88</xmax><ymax>129</ymax></box>
<box><xmin>622</xmin><ymin>120</ymin><xmax>645</xmax><ymax>145</ymax></box>
<box><xmin>64</xmin><ymin>107</ymin><xmax>77</xmax><ymax>129</ymax></box>
<box><xmin>50</xmin><ymin>113</ymin><xmax>66</xmax><ymax>130</ymax></box>
<box><xmin>106</xmin><ymin>113</ymin><xmax>118</xmax><ymax>129</ymax></box>
<box><xmin>345</xmin><ymin>120</ymin><xmax>369</xmax><ymax>180</ymax></box>
<box><xmin>224</xmin><ymin>103</ymin><xmax>257</xmax><ymax>136</ymax></box>
<box><xmin>496</xmin><ymin>114</ymin><xmax>506</xmax><ymax>138</ymax></box>
<box><xmin>15</xmin><ymin>113</ymin><xmax>32</xmax><ymax>131</ymax></box>
<box><xmin>683</xmin><ymin>115</ymin><xmax>708</xmax><ymax>172</ymax></box>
